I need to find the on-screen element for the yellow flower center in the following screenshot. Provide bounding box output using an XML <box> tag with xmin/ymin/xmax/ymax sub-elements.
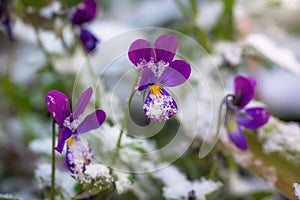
<box><xmin>227</xmin><ymin>116</ymin><xmax>238</xmax><ymax>133</ymax></box>
<box><xmin>149</xmin><ymin>84</ymin><xmax>163</xmax><ymax>96</ymax></box>
<box><xmin>67</xmin><ymin>135</ymin><xmax>75</xmax><ymax>147</ymax></box>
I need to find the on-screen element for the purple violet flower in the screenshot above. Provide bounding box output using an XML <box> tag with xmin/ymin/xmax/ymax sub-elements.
<box><xmin>128</xmin><ymin>34</ymin><xmax>191</xmax><ymax>121</ymax></box>
<box><xmin>45</xmin><ymin>87</ymin><xmax>106</xmax><ymax>153</ymax></box>
<box><xmin>224</xmin><ymin>76</ymin><xmax>270</xmax><ymax>150</ymax></box>
<box><xmin>2</xmin><ymin>16</ymin><xmax>13</xmax><ymax>41</ymax></box>
<box><xmin>79</xmin><ymin>28</ymin><xmax>99</xmax><ymax>53</ymax></box>
<box><xmin>71</xmin><ymin>0</ymin><xmax>98</xmax><ymax>25</ymax></box>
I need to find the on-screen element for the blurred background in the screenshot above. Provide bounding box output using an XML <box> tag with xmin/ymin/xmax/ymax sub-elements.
<box><xmin>0</xmin><ymin>0</ymin><xmax>300</xmax><ymax>199</ymax></box>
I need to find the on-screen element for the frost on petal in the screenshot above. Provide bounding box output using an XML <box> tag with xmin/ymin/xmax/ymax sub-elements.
<box><xmin>66</xmin><ymin>136</ymin><xmax>93</xmax><ymax>174</ymax></box>
<box><xmin>45</xmin><ymin>90</ymin><xmax>71</xmax><ymax>126</ymax></box>
<box><xmin>143</xmin><ymin>88</ymin><xmax>178</xmax><ymax>121</ymax></box>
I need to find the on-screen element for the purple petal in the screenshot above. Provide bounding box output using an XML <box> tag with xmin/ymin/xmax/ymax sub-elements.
<box><xmin>228</xmin><ymin>125</ymin><xmax>248</xmax><ymax>150</ymax></box>
<box><xmin>76</xmin><ymin>110</ymin><xmax>106</xmax><ymax>134</ymax></box>
<box><xmin>79</xmin><ymin>28</ymin><xmax>99</xmax><ymax>53</ymax></box>
<box><xmin>71</xmin><ymin>0</ymin><xmax>98</xmax><ymax>25</ymax></box>
<box><xmin>158</xmin><ymin>60</ymin><xmax>191</xmax><ymax>87</ymax></box>
<box><xmin>226</xmin><ymin>113</ymin><xmax>248</xmax><ymax>150</ymax></box>
<box><xmin>46</xmin><ymin>90</ymin><xmax>71</xmax><ymax>127</ymax></box>
<box><xmin>55</xmin><ymin>126</ymin><xmax>73</xmax><ymax>153</ymax></box>
<box><xmin>237</xmin><ymin>107</ymin><xmax>270</xmax><ymax>129</ymax></box>
<box><xmin>128</xmin><ymin>39</ymin><xmax>154</xmax><ymax>67</ymax></box>
<box><xmin>143</xmin><ymin>88</ymin><xmax>178</xmax><ymax>121</ymax></box>
<box><xmin>248</xmin><ymin>76</ymin><xmax>257</xmax><ymax>88</ymax></box>
<box><xmin>3</xmin><ymin>16</ymin><xmax>13</xmax><ymax>41</ymax></box>
<box><xmin>66</xmin><ymin>145</ymin><xmax>75</xmax><ymax>173</ymax></box>
<box><xmin>234</xmin><ymin>76</ymin><xmax>255</xmax><ymax>108</ymax></box>
<box><xmin>73</xmin><ymin>87</ymin><xmax>93</xmax><ymax>119</ymax></box>
<box><xmin>154</xmin><ymin>34</ymin><xmax>178</xmax><ymax>63</ymax></box>
<box><xmin>138</xmin><ymin>68</ymin><xmax>157</xmax><ymax>91</ymax></box>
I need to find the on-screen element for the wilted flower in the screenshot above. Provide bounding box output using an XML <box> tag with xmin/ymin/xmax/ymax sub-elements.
<box><xmin>79</xmin><ymin>28</ymin><xmax>99</xmax><ymax>53</ymax></box>
<box><xmin>224</xmin><ymin>76</ymin><xmax>269</xmax><ymax>150</ymax></box>
<box><xmin>128</xmin><ymin>34</ymin><xmax>191</xmax><ymax>121</ymax></box>
<box><xmin>45</xmin><ymin>87</ymin><xmax>106</xmax><ymax>153</ymax></box>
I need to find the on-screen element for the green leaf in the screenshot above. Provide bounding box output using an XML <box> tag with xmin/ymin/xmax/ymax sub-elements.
<box><xmin>61</xmin><ymin>0</ymin><xmax>82</xmax><ymax>8</ymax></box>
<box><xmin>211</xmin><ymin>0</ymin><xmax>236</xmax><ymax>41</ymax></box>
<box><xmin>0</xmin><ymin>193</ymin><xmax>20</xmax><ymax>200</ymax></box>
<box><xmin>21</xmin><ymin>0</ymin><xmax>48</xmax><ymax>8</ymax></box>
<box><xmin>250</xmin><ymin>191</ymin><xmax>274</xmax><ymax>200</ymax></box>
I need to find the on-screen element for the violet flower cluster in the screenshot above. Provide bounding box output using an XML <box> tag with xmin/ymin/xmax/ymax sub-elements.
<box><xmin>224</xmin><ymin>76</ymin><xmax>270</xmax><ymax>150</ymax></box>
<box><xmin>46</xmin><ymin>87</ymin><xmax>105</xmax><ymax>173</ymax></box>
<box><xmin>70</xmin><ymin>0</ymin><xmax>99</xmax><ymax>53</ymax></box>
<box><xmin>128</xmin><ymin>34</ymin><xmax>191</xmax><ymax>121</ymax></box>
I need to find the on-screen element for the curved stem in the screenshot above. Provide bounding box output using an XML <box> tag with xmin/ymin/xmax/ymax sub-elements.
<box><xmin>116</xmin><ymin>73</ymin><xmax>140</xmax><ymax>148</ymax></box>
<box><xmin>51</xmin><ymin>120</ymin><xmax>56</xmax><ymax>200</ymax></box>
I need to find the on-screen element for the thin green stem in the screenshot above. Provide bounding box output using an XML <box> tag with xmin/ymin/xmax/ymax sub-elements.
<box><xmin>208</xmin><ymin>158</ymin><xmax>217</xmax><ymax>180</ymax></box>
<box><xmin>86</xmin><ymin>57</ymin><xmax>101</xmax><ymax>109</ymax></box>
<box><xmin>51</xmin><ymin>120</ymin><xmax>56</xmax><ymax>200</ymax></box>
<box><xmin>116</xmin><ymin>89</ymin><xmax>136</xmax><ymax>148</ymax></box>
<box><xmin>116</xmin><ymin>73</ymin><xmax>140</xmax><ymax>148</ymax></box>
<box><xmin>21</xmin><ymin>0</ymin><xmax>53</xmax><ymax>68</ymax></box>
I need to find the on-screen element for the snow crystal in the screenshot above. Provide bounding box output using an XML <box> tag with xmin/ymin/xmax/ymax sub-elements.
<box><xmin>259</xmin><ymin>118</ymin><xmax>300</xmax><ymax>162</ymax></box>
<box><xmin>294</xmin><ymin>183</ymin><xmax>300</xmax><ymax>200</ymax></box>
<box><xmin>143</xmin><ymin>93</ymin><xmax>177</xmax><ymax>121</ymax></box>
<box><xmin>155</xmin><ymin>164</ymin><xmax>222</xmax><ymax>199</ymax></box>
<box><xmin>29</xmin><ymin>138</ymin><xmax>52</xmax><ymax>155</ymax></box>
<box><xmin>67</xmin><ymin>137</ymin><xmax>93</xmax><ymax>174</ymax></box>
<box><xmin>114</xmin><ymin>171</ymin><xmax>133</xmax><ymax>194</ymax></box>
<box><xmin>243</xmin><ymin>33</ymin><xmax>300</xmax><ymax>77</ymax></box>
<box><xmin>215</xmin><ymin>42</ymin><xmax>242</xmax><ymax>66</ymax></box>
<box><xmin>84</xmin><ymin>164</ymin><xmax>111</xmax><ymax>180</ymax></box>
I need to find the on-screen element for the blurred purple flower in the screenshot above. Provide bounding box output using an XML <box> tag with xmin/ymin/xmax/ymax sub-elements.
<box><xmin>71</xmin><ymin>0</ymin><xmax>98</xmax><ymax>25</ymax></box>
<box><xmin>79</xmin><ymin>28</ymin><xmax>99</xmax><ymax>53</ymax></box>
<box><xmin>2</xmin><ymin>16</ymin><xmax>13</xmax><ymax>40</ymax></box>
<box><xmin>45</xmin><ymin>87</ymin><xmax>106</xmax><ymax>153</ymax></box>
<box><xmin>225</xmin><ymin>76</ymin><xmax>269</xmax><ymax>150</ymax></box>
<box><xmin>128</xmin><ymin>34</ymin><xmax>191</xmax><ymax>121</ymax></box>
<box><xmin>0</xmin><ymin>0</ymin><xmax>14</xmax><ymax>41</ymax></box>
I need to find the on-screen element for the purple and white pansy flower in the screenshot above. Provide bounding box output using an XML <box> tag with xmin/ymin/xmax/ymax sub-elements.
<box><xmin>224</xmin><ymin>76</ymin><xmax>270</xmax><ymax>150</ymax></box>
<box><xmin>45</xmin><ymin>87</ymin><xmax>105</xmax><ymax>173</ymax></box>
<box><xmin>128</xmin><ymin>34</ymin><xmax>191</xmax><ymax>121</ymax></box>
